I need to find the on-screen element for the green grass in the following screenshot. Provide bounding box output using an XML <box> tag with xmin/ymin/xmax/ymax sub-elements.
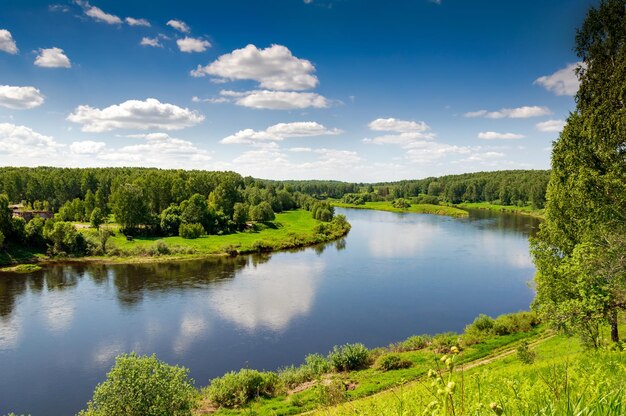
<box><xmin>0</xmin><ymin>243</ymin><xmax>46</xmax><ymax>266</ymax></box>
<box><xmin>311</xmin><ymin>333</ymin><xmax>626</xmax><ymax>415</ymax></box>
<box><xmin>330</xmin><ymin>201</ymin><xmax>468</xmax><ymax>218</ymax></box>
<box><xmin>88</xmin><ymin>210</ymin><xmax>347</xmax><ymax>260</ymax></box>
<box><xmin>0</xmin><ymin>263</ymin><xmax>43</xmax><ymax>273</ymax></box>
<box><xmin>456</xmin><ymin>202</ymin><xmax>544</xmax><ymax>219</ymax></box>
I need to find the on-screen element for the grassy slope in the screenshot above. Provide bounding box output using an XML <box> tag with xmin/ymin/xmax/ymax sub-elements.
<box><xmin>331</xmin><ymin>201</ymin><xmax>469</xmax><ymax>218</ymax></box>
<box><xmin>312</xmin><ymin>333</ymin><xmax>626</xmax><ymax>415</ymax></box>
<box><xmin>202</xmin><ymin>328</ymin><xmax>545</xmax><ymax>416</ymax></box>
<box><xmin>456</xmin><ymin>202</ymin><xmax>544</xmax><ymax>219</ymax></box>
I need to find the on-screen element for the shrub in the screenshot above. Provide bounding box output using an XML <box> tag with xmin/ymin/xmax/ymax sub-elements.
<box><xmin>517</xmin><ymin>340</ymin><xmax>536</xmax><ymax>364</ymax></box>
<box><xmin>78</xmin><ymin>353</ymin><xmax>197</xmax><ymax>416</ymax></box>
<box><xmin>375</xmin><ymin>353</ymin><xmax>413</xmax><ymax>371</ymax></box>
<box><xmin>206</xmin><ymin>369</ymin><xmax>280</xmax><ymax>408</ymax></box>
<box><xmin>391</xmin><ymin>198</ymin><xmax>411</xmax><ymax>209</ymax></box>
<box><xmin>391</xmin><ymin>335</ymin><xmax>431</xmax><ymax>352</ymax></box>
<box><xmin>152</xmin><ymin>239</ymin><xmax>171</xmax><ymax>255</ymax></box>
<box><xmin>179</xmin><ymin>222</ymin><xmax>204</xmax><ymax>239</ymax></box>
<box><xmin>493</xmin><ymin>311</ymin><xmax>539</xmax><ymax>335</ymax></box>
<box><xmin>304</xmin><ymin>353</ymin><xmax>332</xmax><ymax>376</ymax></box>
<box><xmin>252</xmin><ymin>239</ymin><xmax>274</xmax><ymax>252</ymax></box>
<box><xmin>316</xmin><ymin>379</ymin><xmax>347</xmax><ymax>406</ymax></box>
<box><xmin>328</xmin><ymin>343</ymin><xmax>370</xmax><ymax>371</ymax></box>
<box><xmin>278</xmin><ymin>365</ymin><xmax>312</xmax><ymax>390</ymax></box>
<box><xmin>430</xmin><ymin>332</ymin><xmax>459</xmax><ymax>354</ymax></box>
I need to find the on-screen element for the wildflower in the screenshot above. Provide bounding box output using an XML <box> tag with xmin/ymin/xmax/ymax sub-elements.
<box><xmin>445</xmin><ymin>381</ymin><xmax>456</xmax><ymax>394</ymax></box>
<box><xmin>440</xmin><ymin>355</ymin><xmax>449</xmax><ymax>363</ymax></box>
<box><xmin>490</xmin><ymin>402</ymin><xmax>503</xmax><ymax>415</ymax></box>
<box><xmin>450</xmin><ymin>346</ymin><xmax>459</xmax><ymax>354</ymax></box>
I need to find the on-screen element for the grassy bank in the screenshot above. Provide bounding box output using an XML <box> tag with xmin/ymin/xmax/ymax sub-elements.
<box><xmin>0</xmin><ymin>210</ymin><xmax>350</xmax><ymax>268</ymax></box>
<box><xmin>331</xmin><ymin>200</ymin><xmax>469</xmax><ymax>218</ymax></box>
<box><xmin>455</xmin><ymin>202</ymin><xmax>544</xmax><ymax>219</ymax></box>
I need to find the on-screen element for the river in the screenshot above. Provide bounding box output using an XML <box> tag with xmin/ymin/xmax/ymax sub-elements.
<box><xmin>0</xmin><ymin>208</ymin><xmax>540</xmax><ymax>415</ymax></box>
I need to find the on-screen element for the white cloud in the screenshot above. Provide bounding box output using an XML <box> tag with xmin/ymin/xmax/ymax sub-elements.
<box><xmin>140</xmin><ymin>37</ymin><xmax>162</xmax><ymax>48</ymax></box>
<box><xmin>536</xmin><ymin>119</ymin><xmax>566</xmax><ymax>133</ymax></box>
<box><xmin>221</xmin><ymin>121</ymin><xmax>342</xmax><ymax>144</ymax></box>
<box><xmin>478</xmin><ymin>131</ymin><xmax>525</xmax><ymax>140</ymax></box>
<box><xmin>0</xmin><ymin>85</ymin><xmax>45</xmax><ymax>109</ymax></box>
<box><xmin>534</xmin><ymin>63</ymin><xmax>582</xmax><ymax>96</ymax></box>
<box><xmin>34</xmin><ymin>47</ymin><xmax>71</xmax><ymax>68</ymax></box>
<box><xmin>125</xmin><ymin>17</ymin><xmax>150</xmax><ymax>27</ymax></box>
<box><xmin>212</xmin><ymin>89</ymin><xmax>329</xmax><ymax>110</ymax></box>
<box><xmin>166</xmin><ymin>19</ymin><xmax>190</xmax><ymax>33</ymax></box>
<box><xmin>364</xmin><ymin>117</ymin><xmax>434</xmax><ymax>146</ymax></box>
<box><xmin>98</xmin><ymin>133</ymin><xmax>211</xmax><ymax>167</ymax></box>
<box><xmin>191</xmin><ymin>44</ymin><xmax>318</xmax><ymax>91</ymax></box>
<box><xmin>404</xmin><ymin>141</ymin><xmax>472</xmax><ymax>163</ymax></box>
<box><xmin>0</xmin><ymin>123</ymin><xmax>61</xmax><ymax>158</ymax></box>
<box><xmin>67</xmin><ymin>98</ymin><xmax>205</xmax><ymax>132</ymax></box>
<box><xmin>76</xmin><ymin>1</ymin><xmax>122</xmax><ymax>24</ymax></box>
<box><xmin>70</xmin><ymin>140</ymin><xmax>106</xmax><ymax>154</ymax></box>
<box><xmin>0</xmin><ymin>29</ymin><xmax>18</xmax><ymax>54</ymax></box>
<box><xmin>464</xmin><ymin>106</ymin><xmax>551</xmax><ymax>119</ymax></box>
<box><xmin>368</xmin><ymin>118</ymin><xmax>429</xmax><ymax>133</ymax></box>
<box><xmin>176</xmin><ymin>37</ymin><xmax>211</xmax><ymax>53</ymax></box>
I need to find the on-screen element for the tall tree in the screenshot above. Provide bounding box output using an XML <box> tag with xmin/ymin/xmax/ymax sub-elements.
<box><xmin>532</xmin><ymin>0</ymin><xmax>626</xmax><ymax>344</ymax></box>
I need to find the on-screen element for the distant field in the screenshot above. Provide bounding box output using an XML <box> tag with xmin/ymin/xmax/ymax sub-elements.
<box><xmin>331</xmin><ymin>200</ymin><xmax>469</xmax><ymax>218</ymax></box>
<box><xmin>456</xmin><ymin>201</ymin><xmax>544</xmax><ymax>219</ymax></box>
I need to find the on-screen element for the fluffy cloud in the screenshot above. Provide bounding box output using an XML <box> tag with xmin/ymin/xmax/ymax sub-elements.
<box><xmin>478</xmin><ymin>131</ymin><xmax>525</xmax><ymax>140</ymax></box>
<box><xmin>364</xmin><ymin>117</ymin><xmax>434</xmax><ymax>146</ymax></box>
<box><xmin>125</xmin><ymin>17</ymin><xmax>150</xmax><ymax>27</ymax></box>
<box><xmin>0</xmin><ymin>123</ymin><xmax>61</xmax><ymax>158</ymax></box>
<box><xmin>0</xmin><ymin>29</ymin><xmax>18</xmax><ymax>54</ymax></box>
<box><xmin>34</xmin><ymin>47</ymin><xmax>71</xmax><ymax>68</ymax></box>
<box><xmin>76</xmin><ymin>1</ymin><xmax>122</xmax><ymax>24</ymax></box>
<box><xmin>140</xmin><ymin>37</ymin><xmax>162</xmax><ymax>48</ymax></box>
<box><xmin>176</xmin><ymin>37</ymin><xmax>211</xmax><ymax>53</ymax></box>
<box><xmin>221</xmin><ymin>122</ymin><xmax>342</xmax><ymax>144</ymax></box>
<box><xmin>99</xmin><ymin>133</ymin><xmax>211</xmax><ymax>167</ymax></box>
<box><xmin>464</xmin><ymin>106</ymin><xmax>551</xmax><ymax>119</ymax></box>
<box><xmin>0</xmin><ymin>85</ymin><xmax>45</xmax><ymax>109</ymax></box>
<box><xmin>67</xmin><ymin>98</ymin><xmax>205</xmax><ymax>132</ymax></box>
<box><xmin>368</xmin><ymin>118</ymin><xmax>429</xmax><ymax>133</ymax></box>
<box><xmin>534</xmin><ymin>63</ymin><xmax>582</xmax><ymax>96</ymax></box>
<box><xmin>70</xmin><ymin>140</ymin><xmax>106</xmax><ymax>154</ymax></box>
<box><xmin>536</xmin><ymin>119</ymin><xmax>566</xmax><ymax>133</ymax></box>
<box><xmin>167</xmin><ymin>19</ymin><xmax>190</xmax><ymax>33</ymax></box>
<box><xmin>191</xmin><ymin>44</ymin><xmax>318</xmax><ymax>91</ymax></box>
<box><xmin>404</xmin><ymin>141</ymin><xmax>472</xmax><ymax>163</ymax></box>
<box><xmin>208</xmin><ymin>90</ymin><xmax>329</xmax><ymax>110</ymax></box>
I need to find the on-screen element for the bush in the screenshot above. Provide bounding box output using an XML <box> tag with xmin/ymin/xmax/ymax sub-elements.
<box><xmin>278</xmin><ymin>365</ymin><xmax>312</xmax><ymax>390</ymax></box>
<box><xmin>152</xmin><ymin>240</ymin><xmax>171</xmax><ymax>255</ymax></box>
<box><xmin>78</xmin><ymin>353</ymin><xmax>197</xmax><ymax>416</ymax></box>
<box><xmin>179</xmin><ymin>222</ymin><xmax>204</xmax><ymax>239</ymax></box>
<box><xmin>430</xmin><ymin>332</ymin><xmax>459</xmax><ymax>354</ymax></box>
<box><xmin>391</xmin><ymin>335</ymin><xmax>431</xmax><ymax>352</ymax></box>
<box><xmin>316</xmin><ymin>379</ymin><xmax>347</xmax><ymax>406</ymax></box>
<box><xmin>517</xmin><ymin>340</ymin><xmax>537</xmax><ymax>364</ymax></box>
<box><xmin>328</xmin><ymin>343</ymin><xmax>370</xmax><ymax>371</ymax></box>
<box><xmin>493</xmin><ymin>311</ymin><xmax>539</xmax><ymax>335</ymax></box>
<box><xmin>391</xmin><ymin>198</ymin><xmax>411</xmax><ymax>209</ymax></box>
<box><xmin>304</xmin><ymin>353</ymin><xmax>332</xmax><ymax>376</ymax></box>
<box><xmin>375</xmin><ymin>353</ymin><xmax>413</xmax><ymax>371</ymax></box>
<box><xmin>206</xmin><ymin>369</ymin><xmax>280</xmax><ymax>408</ymax></box>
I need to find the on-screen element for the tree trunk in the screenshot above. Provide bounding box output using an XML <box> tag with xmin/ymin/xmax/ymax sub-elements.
<box><xmin>610</xmin><ymin>310</ymin><xmax>619</xmax><ymax>343</ymax></box>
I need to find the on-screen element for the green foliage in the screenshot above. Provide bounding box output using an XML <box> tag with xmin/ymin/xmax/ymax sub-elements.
<box><xmin>179</xmin><ymin>223</ymin><xmax>204</xmax><ymax>239</ymax></box>
<box><xmin>375</xmin><ymin>353</ymin><xmax>412</xmax><ymax>371</ymax></box>
<box><xmin>0</xmin><ymin>230</ymin><xmax>4</xmax><ymax>248</ymax></box>
<box><xmin>532</xmin><ymin>0</ymin><xmax>626</xmax><ymax>345</ymax></box>
<box><xmin>160</xmin><ymin>205</ymin><xmax>183</xmax><ymax>236</ymax></box>
<box><xmin>390</xmin><ymin>335</ymin><xmax>431</xmax><ymax>352</ymax></box>
<box><xmin>110</xmin><ymin>183</ymin><xmax>149</xmax><ymax>233</ymax></box>
<box><xmin>89</xmin><ymin>207</ymin><xmax>104</xmax><ymax>229</ymax></box>
<box><xmin>249</xmin><ymin>201</ymin><xmax>275</xmax><ymax>222</ymax></box>
<box><xmin>391</xmin><ymin>198</ymin><xmax>411</xmax><ymax>209</ymax></box>
<box><xmin>517</xmin><ymin>340</ymin><xmax>537</xmax><ymax>364</ymax></box>
<box><xmin>44</xmin><ymin>221</ymin><xmax>86</xmax><ymax>255</ymax></box>
<box><xmin>25</xmin><ymin>217</ymin><xmax>45</xmax><ymax>246</ymax></box>
<box><xmin>232</xmin><ymin>202</ymin><xmax>248</xmax><ymax>228</ymax></box>
<box><xmin>79</xmin><ymin>353</ymin><xmax>197</xmax><ymax>416</ymax></box>
<box><xmin>305</xmin><ymin>353</ymin><xmax>332</xmax><ymax>375</ymax></box>
<box><xmin>205</xmin><ymin>369</ymin><xmax>280</xmax><ymax>408</ymax></box>
<box><xmin>316</xmin><ymin>379</ymin><xmax>347</xmax><ymax>406</ymax></box>
<box><xmin>328</xmin><ymin>343</ymin><xmax>370</xmax><ymax>372</ymax></box>
<box><xmin>311</xmin><ymin>202</ymin><xmax>334</xmax><ymax>222</ymax></box>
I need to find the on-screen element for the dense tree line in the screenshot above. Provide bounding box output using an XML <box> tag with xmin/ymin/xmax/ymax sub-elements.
<box><xmin>0</xmin><ymin>167</ymin><xmax>340</xmax><ymax>254</ymax></box>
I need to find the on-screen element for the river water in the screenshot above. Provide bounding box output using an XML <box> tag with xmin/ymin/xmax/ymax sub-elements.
<box><xmin>0</xmin><ymin>208</ymin><xmax>540</xmax><ymax>415</ymax></box>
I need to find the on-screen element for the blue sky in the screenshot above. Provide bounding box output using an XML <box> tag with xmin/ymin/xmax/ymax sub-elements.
<box><xmin>0</xmin><ymin>0</ymin><xmax>594</xmax><ymax>181</ymax></box>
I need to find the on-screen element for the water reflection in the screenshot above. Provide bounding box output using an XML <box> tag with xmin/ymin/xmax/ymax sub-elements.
<box><xmin>210</xmin><ymin>257</ymin><xmax>325</xmax><ymax>332</ymax></box>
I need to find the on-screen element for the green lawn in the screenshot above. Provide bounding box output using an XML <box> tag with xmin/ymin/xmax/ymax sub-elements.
<box><xmin>331</xmin><ymin>200</ymin><xmax>469</xmax><ymax>218</ymax></box>
<box><xmin>90</xmin><ymin>210</ymin><xmax>345</xmax><ymax>258</ymax></box>
<box><xmin>456</xmin><ymin>202</ymin><xmax>544</xmax><ymax>219</ymax></box>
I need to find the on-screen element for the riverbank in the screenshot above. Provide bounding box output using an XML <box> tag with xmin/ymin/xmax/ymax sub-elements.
<box><xmin>189</xmin><ymin>313</ymin><xmax>625</xmax><ymax>416</ymax></box>
<box><xmin>0</xmin><ymin>210</ymin><xmax>350</xmax><ymax>269</ymax></box>
<box><xmin>331</xmin><ymin>200</ymin><xmax>469</xmax><ymax>218</ymax></box>
<box><xmin>455</xmin><ymin>202</ymin><xmax>545</xmax><ymax>219</ymax></box>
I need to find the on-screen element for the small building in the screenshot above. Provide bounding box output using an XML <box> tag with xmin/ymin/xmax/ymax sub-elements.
<box><xmin>12</xmin><ymin>209</ymin><xmax>54</xmax><ymax>222</ymax></box>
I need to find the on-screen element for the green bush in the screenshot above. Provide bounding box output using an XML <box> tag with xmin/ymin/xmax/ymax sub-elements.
<box><xmin>493</xmin><ymin>311</ymin><xmax>539</xmax><ymax>335</ymax></box>
<box><xmin>78</xmin><ymin>353</ymin><xmax>197</xmax><ymax>416</ymax></box>
<box><xmin>205</xmin><ymin>369</ymin><xmax>280</xmax><ymax>408</ymax></box>
<box><xmin>430</xmin><ymin>332</ymin><xmax>459</xmax><ymax>354</ymax></box>
<box><xmin>179</xmin><ymin>222</ymin><xmax>204</xmax><ymax>239</ymax></box>
<box><xmin>517</xmin><ymin>340</ymin><xmax>537</xmax><ymax>364</ymax></box>
<box><xmin>278</xmin><ymin>365</ymin><xmax>312</xmax><ymax>390</ymax></box>
<box><xmin>151</xmin><ymin>239</ymin><xmax>171</xmax><ymax>255</ymax></box>
<box><xmin>328</xmin><ymin>343</ymin><xmax>370</xmax><ymax>371</ymax></box>
<box><xmin>304</xmin><ymin>353</ymin><xmax>332</xmax><ymax>376</ymax></box>
<box><xmin>391</xmin><ymin>198</ymin><xmax>411</xmax><ymax>209</ymax></box>
<box><xmin>316</xmin><ymin>379</ymin><xmax>347</xmax><ymax>406</ymax></box>
<box><xmin>391</xmin><ymin>335</ymin><xmax>431</xmax><ymax>352</ymax></box>
<box><xmin>375</xmin><ymin>353</ymin><xmax>413</xmax><ymax>371</ymax></box>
